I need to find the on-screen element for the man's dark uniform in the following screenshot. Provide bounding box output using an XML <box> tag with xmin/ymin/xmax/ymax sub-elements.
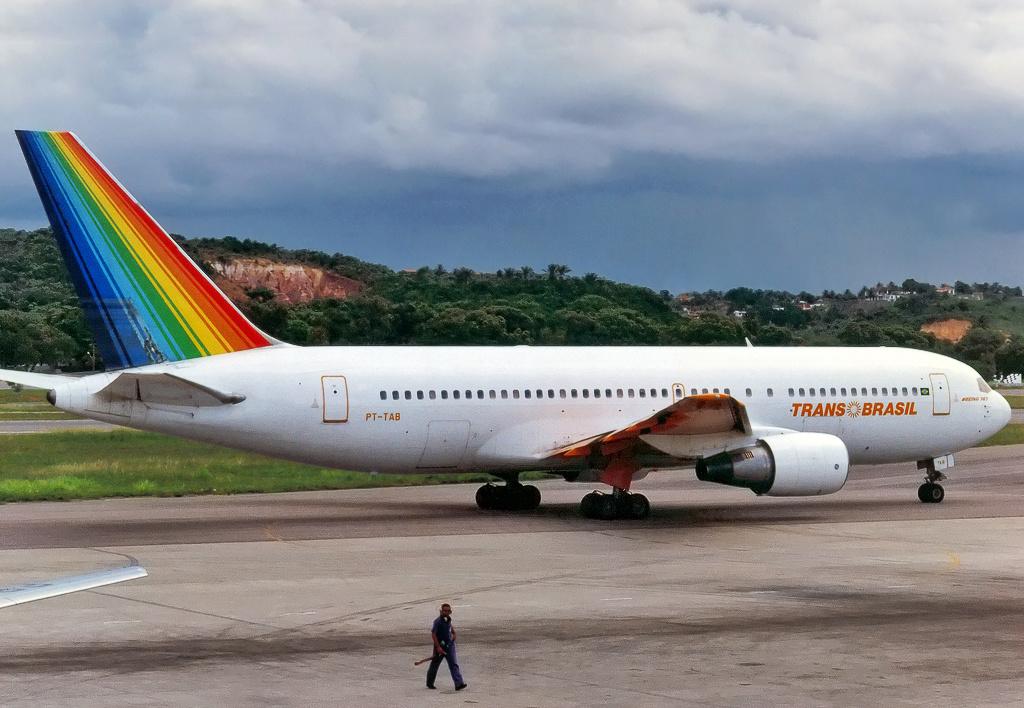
<box><xmin>426</xmin><ymin>611</ymin><xmax>466</xmax><ymax>689</ymax></box>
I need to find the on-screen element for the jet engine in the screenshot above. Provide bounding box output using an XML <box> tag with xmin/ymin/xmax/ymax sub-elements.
<box><xmin>695</xmin><ymin>432</ymin><xmax>849</xmax><ymax>496</ymax></box>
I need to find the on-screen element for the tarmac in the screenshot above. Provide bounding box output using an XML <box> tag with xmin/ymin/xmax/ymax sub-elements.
<box><xmin>1</xmin><ymin>444</ymin><xmax>1023</xmax><ymax>706</ymax></box>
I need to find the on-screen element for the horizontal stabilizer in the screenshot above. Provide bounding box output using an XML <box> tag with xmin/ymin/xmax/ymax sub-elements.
<box><xmin>99</xmin><ymin>371</ymin><xmax>246</xmax><ymax>407</ymax></box>
<box><xmin>0</xmin><ymin>565</ymin><xmax>147</xmax><ymax>609</ymax></box>
<box><xmin>0</xmin><ymin>368</ymin><xmax>73</xmax><ymax>390</ymax></box>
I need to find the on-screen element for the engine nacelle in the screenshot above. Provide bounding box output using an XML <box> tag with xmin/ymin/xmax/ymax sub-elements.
<box><xmin>695</xmin><ymin>432</ymin><xmax>849</xmax><ymax>496</ymax></box>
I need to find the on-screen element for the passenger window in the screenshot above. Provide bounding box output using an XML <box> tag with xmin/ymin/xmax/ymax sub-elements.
<box><xmin>607</xmin><ymin>389</ymin><xmax>613</xmax><ymax>398</ymax></box>
<box><xmin>808</xmin><ymin>389</ymin><xmax>814</xmax><ymax>398</ymax></box>
<box><xmin>452</xmin><ymin>390</ymin><xmax>459</xmax><ymax>399</ymax></box>
<box><xmin>745</xmin><ymin>388</ymin><xmax>752</xmax><ymax>397</ymax></box>
<box><xmin>650</xmin><ymin>388</ymin><xmax>657</xmax><ymax>398</ymax></box>
<box><xmin>417</xmin><ymin>391</ymin><xmax>424</xmax><ymax>400</ymax></box>
<box><xmin>489</xmin><ymin>390</ymin><xmax>496</xmax><ymax>399</ymax></box>
<box><xmin>840</xmin><ymin>388</ymin><xmax>847</xmax><ymax>396</ymax></box>
<box><xmin>861</xmin><ymin>388</ymin><xmax>867</xmax><ymax>396</ymax></box>
<box><xmin>701</xmin><ymin>388</ymin><xmax>708</xmax><ymax>394</ymax></box>
<box><xmin>722</xmin><ymin>388</ymin><xmax>729</xmax><ymax>395</ymax></box>
<box><xmin>501</xmin><ymin>390</ymin><xmax>509</xmax><ymax>399</ymax></box>
<box><xmin>629</xmin><ymin>389</ymin><xmax>636</xmax><ymax>398</ymax></box>
<box><xmin>571</xmin><ymin>389</ymin><xmax>578</xmax><ymax>398</ymax></box>
<box><xmin>881</xmin><ymin>388</ymin><xmax>888</xmax><ymax>396</ymax></box>
<box><xmin>441</xmin><ymin>391</ymin><xmax>449</xmax><ymax>400</ymax></box>
<box><xmin>819</xmin><ymin>388</ymin><xmax>826</xmax><ymax>397</ymax></box>
<box><xmin>428</xmin><ymin>391</ymin><xmax>436</xmax><ymax>400</ymax></box>
<box><xmin>548</xmin><ymin>389</ymin><xmax>554</xmax><ymax>398</ymax></box>
<box><xmin>912</xmin><ymin>387</ymin><xmax>918</xmax><ymax>395</ymax></box>
<box><xmin>767</xmin><ymin>388</ymin><xmax>774</xmax><ymax>398</ymax></box>
<box><xmin>537</xmin><ymin>389</ymin><xmax>544</xmax><ymax>398</ymax></box>
<box><xmin>593</xmin><ymin>389</ymin><xmax>601</xmax><ymax>398</ymax></box>
<box><xmin>902</xmin><ymin>387</ymin><xmax>908</xmax><ymax>395</ymax></box>
<box><xmin>871</xmin><ymin>387</ymin><xmax>878</xmax><ymax>395</ymax></box>
<box><xmin>830</xmin><ymin>388</ymin><xmax>836</xmax><ymax>396</ymax></box>
<box><xmin>477</xmin><ymin>390</ymin><xmax>484</xmax><ymax>399</ymax></box>
<box><xmin>583</xmin><ymin>389</ymin><xmax>590</xmax><ymax>398</ymax></box>
<box><xmin>405</xmin><ymin>391</ymin><xmax>412</xmax><ymax>400</ymax></box>
<box><xmin>788</xmin><ymin>388</ymin><xmax>794</xmax><ymax>396</ymax></box>
<box><xmin>690</xmin><ymin>388</ymin><xmax>697</xmax><ymax>395</ymax></box>
<box><xmin>639</xmin><ymin>389</ymin><xmax>646</xmax><ymax>398</ymax></box>
<box><xmin>560</xmin><ymin>389</ymin><xmax>567</xmax><ymax>398</ymax></box>
<box><xmin>392</xmin><ymin>391</ymin><xmax>399</xmax><ymax>400</ymax></box>
<box><xmin>618</xmin><ymin>389</ymin><xmax>625</xmax><ymax>398</ymax></box>
<box><xmin>799</xmin><ymin>388</ymin><xmax>805</xmax><ymax>396</ymax></box>
<box><xmin>379</xmin><ymin>391</ymin><xmax>387</xmax><ymax>400</ymax></box>
<box><xmin>713</xmin><ymin>388</ymin><xmax>720</xmax><ymax>394</ymax></box>
<box><xmin>662</xmin><ymin>388</ymin><xmax>669</xmax><ymax>397</ymax></box>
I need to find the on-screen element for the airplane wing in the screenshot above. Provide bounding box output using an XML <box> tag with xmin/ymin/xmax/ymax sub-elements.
<box><xmin>544</xmin><ymin>394</ymin><xmax>753</xmax><ymax>488</ymax></box>
<box><xmin>0</xmin><ymin>565</ymin><xmax>147</xmax><ymax>609</ymax></box>
<box><xmin>550</xmin><ymin>393</ymin><xmax>752</xmax><ymax>459</ymax></box>
<box><xmin>0</xmin><ymin>368</ymin><xmax>73</xmax><ymax>389</ymax></box>
<box><xmin>98</xmin><ymin>372</ymin><xmax>246</xmax><ymax>407</ymax></box>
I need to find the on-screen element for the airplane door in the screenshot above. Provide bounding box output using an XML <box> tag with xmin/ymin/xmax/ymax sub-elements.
<box><xmin>417</xmin><ymin>420</ymin><xmax>470</xmax><ymax>469</ymax></box>
<box><xmin>321</xmin><ymin>376</ymin><xmax>349</xmax><ymax>423</ymax></box>
<box><xmin>929</xmin><ymin>373</ymin><xmax>950</xmax><ymax>416</ymax></box>
<box><xmin>672</xmin><ymin>383</ymin><xmax>686</xmax><ymax>401</ymax></box>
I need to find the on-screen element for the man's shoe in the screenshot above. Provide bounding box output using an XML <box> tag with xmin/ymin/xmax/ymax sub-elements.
<box><xmin>426</xmin><ymin>685</ymin><xmax>436</xmax><ymax>690</ymax></box>
<box><xmin>456</xmin><ymin>684</ymin><xmax>468</xmax><ymax>691</ymax></box>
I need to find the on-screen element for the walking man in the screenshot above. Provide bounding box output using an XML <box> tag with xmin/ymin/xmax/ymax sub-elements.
<box><xmin>426</xmin><ymin>603</ymin><xmax>467</xmax><ymax>690</ymax></box>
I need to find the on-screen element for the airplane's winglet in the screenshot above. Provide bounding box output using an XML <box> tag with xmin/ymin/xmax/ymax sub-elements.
<box><xmin>0</xmin><ymin>565</ymin><xmax>148</xmax><ymax>609</ymax></box>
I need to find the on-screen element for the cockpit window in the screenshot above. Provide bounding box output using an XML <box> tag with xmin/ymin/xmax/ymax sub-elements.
<box><xmin>977</xmin><ymin>377</ymin><xmax>992</xmax><ymax>393</ymax></box>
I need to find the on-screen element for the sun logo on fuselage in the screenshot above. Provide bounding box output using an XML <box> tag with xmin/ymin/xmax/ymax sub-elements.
<box><xmin>845</xmin><ymin>400</ymin><xmax>862</xmax><ymax>418</ymax></box>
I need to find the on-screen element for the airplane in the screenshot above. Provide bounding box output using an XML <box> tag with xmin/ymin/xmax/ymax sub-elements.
<box><xmin>0</xmin><ymin>130</ymin><xmax>1012</xmax><ymax>527</ymax></box>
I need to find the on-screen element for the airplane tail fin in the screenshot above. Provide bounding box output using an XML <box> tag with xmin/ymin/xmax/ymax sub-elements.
<box><xmin>16</xmin><ymin>130</ymin><xmax>275</xmax><ymax>371</ymax></box>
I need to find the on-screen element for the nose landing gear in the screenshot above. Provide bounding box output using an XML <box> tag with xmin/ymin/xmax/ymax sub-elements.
<box><xmin>580</xmin><ymin>488</ymin><xmax>650</xmax><ymax>520</ymax></box>
<box><xmin>917</xmin><ymin>481</ymin><xmax>945</xmax><ymax>503</ymax></box>
<box><xmin>916</xmin><ymin>457</ymin><xmax>948</xmax><ymax>504</ymax></box>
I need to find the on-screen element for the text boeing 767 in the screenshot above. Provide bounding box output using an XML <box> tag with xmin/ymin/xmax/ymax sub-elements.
<box><xmin>1</xmin><ymin>131</ymin><xmax>1012</xmax><ymax>524</ymax></box>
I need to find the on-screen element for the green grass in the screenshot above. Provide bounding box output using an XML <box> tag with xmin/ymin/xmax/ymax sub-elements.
<box><xmin>0</xmin><ymin>388</ymin><xmax>51</xmax><ymax>404</ymax></box>
<box><xmin>0</xmin><ymin>386</ymin><xmax>83</xmax><ymax>420</ymax></box>
<box><xmin>0</xmin><ymin>430</ymin><xmax>552</xmax><ymax>502</ymax></box>
<box><xmin>1004</xmin><ymin>395</ymin><xmax>1024</xmax><ymax>409</ymax></box>
<box><xmin>978</xmin><ymin>424</ymin><xmax>1024</xmax><ymax>447</ymax></box>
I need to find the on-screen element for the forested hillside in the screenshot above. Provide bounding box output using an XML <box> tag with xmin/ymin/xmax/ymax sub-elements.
<box><xmin>1</xmin><ymin>227</ymin><xmax>1023</xmax><ymax>379</ymax></box>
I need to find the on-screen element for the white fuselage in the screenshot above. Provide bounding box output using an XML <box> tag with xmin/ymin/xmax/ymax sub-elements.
<box><xmin>53</xmin><ymin>346</ymin><xmax>1011</xmax><ymax>477</ymax></box>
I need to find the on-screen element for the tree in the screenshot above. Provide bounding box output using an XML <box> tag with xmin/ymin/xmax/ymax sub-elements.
<box><xmin>995</xmin><ymin>337</ymin><xmax>1024</xmax><ymax>378</ymax></box>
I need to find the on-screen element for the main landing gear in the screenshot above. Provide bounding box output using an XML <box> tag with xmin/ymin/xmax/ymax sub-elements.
<box><xmin>475</xmin><ymin>478</ymin><xmax>541</xmax><ymax>511</ymax></box>
<box><xmin>580</xmin><ymin>488</ymin><xmax>650</xmax><ymax>520</ymax></box>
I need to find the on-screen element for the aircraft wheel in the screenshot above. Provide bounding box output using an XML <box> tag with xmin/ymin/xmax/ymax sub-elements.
<box><xmin>595</xmin><ymin>494</ymin><xmax>619</xmax><ymax>521</ymax></box>
<box><xmin>918</xmin><ymin>482</ymin><xmax>944</xmax><ymax>504</ymax></box>
<box><xmin>625</xmin><ymin>493</ymin><xmax>651</xmax><ymax>520</ymax></box>
<box><xmin>580</xmin><ymin>491</ymin><xmax>599</xmax><ymax>518</ymax></box>
<box><xmin>519</xmin><ymin>484</ymin><xmax>541</xmax><ymax>510</ymax></box>
<box><xmin>476</xmin><ymin>484</ymin><xmax>497</xmax><ymax>510</ymax></box>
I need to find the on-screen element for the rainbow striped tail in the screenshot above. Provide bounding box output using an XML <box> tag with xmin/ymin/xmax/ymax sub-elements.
<box><xmin>17</xmin><ymin>130</ymin><xmax>274</xmax><ymax>370</ymax></box>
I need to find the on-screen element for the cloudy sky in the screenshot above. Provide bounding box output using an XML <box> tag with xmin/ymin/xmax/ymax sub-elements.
<box><xmin>2</xmin><ymin>0</ymin><xmax>1024</xmax><ymax>292</ymax></box>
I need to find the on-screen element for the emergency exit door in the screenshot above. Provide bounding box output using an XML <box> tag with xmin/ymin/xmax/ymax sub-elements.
<box><xmin>672</xmin><ymin>383</ymin><xmax>686</xmax><ymax>402</ymax></box>
<box><xmin>929</xmin><ymin>373</ymin><xmax>950</xmax><ymax>416</ymax></box>
<box><xmin>321</xmin><ymin>376</ymin><xmax>349</xmax><ymax>422</ymax></box>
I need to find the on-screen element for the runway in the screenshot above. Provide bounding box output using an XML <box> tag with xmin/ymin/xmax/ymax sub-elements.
<box><xmin>2</xmin><ymin>444</ymin><xmax>1023</xmax><ymax>706</ymax></box>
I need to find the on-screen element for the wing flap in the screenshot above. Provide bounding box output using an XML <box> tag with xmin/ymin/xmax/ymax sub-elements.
<box><xmin>549</xmin><ymin>394</ymin><xmax>751</xmax><ymax>460</ymax></box>
<box><xmin>0</xmin><ymin>565</ymin><xmax>147</xmax><ymax>609</ymax></box>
